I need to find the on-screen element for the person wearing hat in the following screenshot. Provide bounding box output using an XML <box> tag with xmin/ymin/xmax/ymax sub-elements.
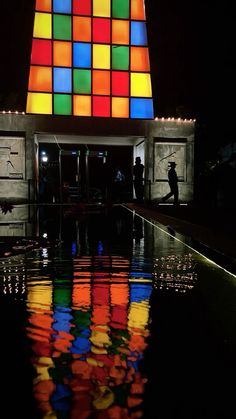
<box><xmin>162</xmin><ymin>162</ymin><xmax>179</xmax><ymax>205</ymax></box>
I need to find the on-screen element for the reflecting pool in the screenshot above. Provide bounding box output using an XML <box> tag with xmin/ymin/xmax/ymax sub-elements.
<box><xmin>0</xmin><ymin>205</ymin><xmax>235</xmax><ymax>419</ymax></box>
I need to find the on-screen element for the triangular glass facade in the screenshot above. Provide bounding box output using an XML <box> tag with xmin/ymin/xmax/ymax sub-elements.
<box><xmin>26</xmin><ymin>0</ymin><xmax>154</xmax><ymax>119</ymax></box>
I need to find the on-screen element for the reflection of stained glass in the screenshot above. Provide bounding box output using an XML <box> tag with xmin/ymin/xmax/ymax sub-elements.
<box><xmin>27</xmin><ymin>0</ymin><xmax>154</xmax><ymax>118</ymax></box>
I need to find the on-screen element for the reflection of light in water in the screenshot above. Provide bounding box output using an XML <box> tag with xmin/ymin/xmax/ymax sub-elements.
<box><xmin>153</xmin><ymin>253</ymin><xmax>197</xmax><ymax>292</ymax></box>
<box><xmin>0</xmin><ymin>257</ymin><xmax>26</xmax><ymax>296</ymax></box>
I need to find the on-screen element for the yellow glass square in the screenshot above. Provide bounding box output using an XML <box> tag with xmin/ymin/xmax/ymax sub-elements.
<box><xmin>33</xmin><ymin>12</ymin><xmax>52</xmax><ymax>39</ymax></box>
<box><xmin>73</xmin><ymin>95</ymin><xmax>91</xmax><ymax>116</ymax></box>
<box><xmin>112</xmin><ymin>97</ymin><xmax>129</xmax><ymax>118</ymax></box>
<box><xmin>93</xmin><ymin>0</ymin><xmax>110</xmax><ymax>17</ymax></box>
<box><xmin>26</xmin><ymin>92</ymin><xmax>52</xmax><ymax>114</ymax></box>
<box><xmin>112</xmin><ymin>20</ymin><xmax>129</xmax><ymax>45</ymax></box>
<box><xmin>131</xmin><ymin>73</ymin><xmax>152</xmax><ymax>97</ymax></box>
<box><xmin>131</xmin><ymin>47</ymin><xmax>150</xmax><ymax>71</ymax></box>
<box><xmin>53</xmin><ymin>41</ymin><xmax>72</xmax><ymax>67</ymax></box>
<box><xmin>28</xmin><ymin>66</ymin><xmax>52</xmax><ymax>92</ymax></box>
<box><xmin>93</xmin><ymin>45</ymin><xmax>110</xmax><ymax>69</ymax></box>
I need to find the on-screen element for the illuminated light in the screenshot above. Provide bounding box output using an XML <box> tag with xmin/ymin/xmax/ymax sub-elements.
<box><xmin>26</xmin><ymin>92</ymin><xmax>52</xmax><ymax>114</ymax></box>
<box><xmin>93</xmin><ymin>18</ymin><xmax>110</xmax><ymax>43</ymax></box>
<box><xmin>73</xmin><ymin>42</ymin><xmax>91</xmax><ymax>68</ymax></box>
<box><xmin>93</xmin><ymin>70</ymin><xmax>110</xmax><ymax>95</ymax></box>
<box><xmin>36</xmin><ymin>0</ymin><xmax>51</xmax><ymax>12</ymax></box>
<box><xmin>73</xmin><ymin>69</ymin><xmax>91</xmax><ymax>94</ymax></box>
<box><xmin>93</xmin><ymin>96</ymin><xmax>110</xmax><ymax>117</ymax></box>
<box><xmin>131</xmin><ymin>73</ymin><xmax>152</xmax><ymax>97</ymax></box>
<box><xmin>131</xmin><ymin>0</ymin><xmax>146</xmax><ymax>20</ymax></box>
<box><xmin>73</xmin><ymin>16</ymin><xmax>91</xmax><ymax>41</ymax></box>
<box><xmin>54</xmin><ymin>94</ymin><xmax>72</xmax><ymax>115</ymax></box>
<box><xmin>73</xmin><ymin>95</ymin><xmax>91</xmax><ymax>116</ymax></box>
<box><xmin>28</xmin><ymin>66</ymin><xmax>52</xmax><ymax>92</ymax></box>
<box><xmin>112</xmin><ymin>71</ymin><xmax>129</xmax><ymax>96</ymax></box>
<box><xmin>112</xmin><ymin>97</ymin><xmax>129</xmax><ymax>118</ymax></box>
<box><xmin>54</xmin><ymin>68</ymin><xmax>72</xmax><ymax>93</ymax></box>
<box><xmin>33</xmin><ymin>12</ymin><xmax>52</xmax><ymax>39</ymax></box>
<box><xmin>112</xmin><ymin>0</ymin><xmax>129</xmax><ymax>19</ymax></box>
<box><xmin>53</xmin><ymin>41</ymin><xmax>72</xmax><ymax>67</ymax></box>
<box><xmin>130</xmin><ymin>98</ymin><xmax>154</xmax><ymax>119</ymax></box>
<box><xmin>53</xmin><ymin>0</ymin><xmax>71</xmax><ymax>14</ymax></box>
<box><xmin>31</xmin><ymin>39</ymin><xmax>52</xmax><ymax>65</ymax></box>
<box><xmin>131</xmin><ymin>21</ymin><xmax>147</xmax><ymax>45</ymax></box>
<box><xmin>53</xmin><ymin>14</ymin><xmax>71</xmax><ymax>40</ymax></box>
<box><xmin>130</xmin><ymin>47</ymin><xmax>150</xmax><ymax>71</ymax></box>
<box><xmin>112</xmin><ymin>45</ymin><xmax>129</xmax><ymax>70</ymax></box>
<box><xmin>93</xmin><ymin>0</ymin><xmax>111</xmax><ymax>17</ymax></box>
<box><xmin>2</xmin><ymin>111</ymin><xmax>6</xmax><ymax>114</ymax></box>
<box><xmin>112</xmin><ymin>19</ymin><xmax>129</xmax><ymax>45</ymax></box>
<box><xmin>93</xmin><ymin>44</ymin><xmax>110</xmax><ymax>69</ymax></box>
<box><xmin>15</xmin><ymin>111</ymin><xmax>18</xmax><ymax>114</ymax></box>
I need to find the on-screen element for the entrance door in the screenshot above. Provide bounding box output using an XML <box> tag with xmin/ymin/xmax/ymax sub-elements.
<box><xmin>59</xmin><ymin>149</ymin><xmax>80</xmax><ymax>202</ymax></box>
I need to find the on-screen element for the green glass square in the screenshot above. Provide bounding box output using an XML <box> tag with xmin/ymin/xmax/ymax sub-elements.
<box><xmin>53</xmin><ymin>14</ymin><xmax>71</xmax><ymax>40</ymax></box>
<box><xmin>54</xmin><ymin>94</ymin><xmax>72</xmax><ymax>115</ymax></box>
<box><xmin>112</xmin><ymin>0</ymin><xmax>129</xmax><ymax>18</ymax></box>
<box><xmin>112</xmin><ymin>46</ymin><xmax>129</xmax><ymax>70</ymax></box>
<box><xmin>73</xmin><ymin>69</ymin><xmax>91</xmax><ymax>94</ymax></box>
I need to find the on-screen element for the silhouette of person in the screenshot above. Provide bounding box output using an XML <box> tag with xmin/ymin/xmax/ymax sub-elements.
<box><xmin>162</xmin><ymin>162</ymin><xmax>179</xmax><ymax>205</ymax></box>
<box><xmin>133</xmin><ymin>157</ymin><xmax>144</xmax><ymax>202</ymax></box>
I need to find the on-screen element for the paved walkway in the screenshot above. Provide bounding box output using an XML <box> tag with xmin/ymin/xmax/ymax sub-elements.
<box><xmin>125</xmin><ymin>202</ymin><xmax>236</xmax><ymax>274</ymax></box>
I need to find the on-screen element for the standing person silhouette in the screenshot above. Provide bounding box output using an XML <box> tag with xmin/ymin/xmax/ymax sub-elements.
<box><xmin>133</xmin><ymin>157</ymin><xmax>144</xmax><ymax>202</ymax></box>
<box><xmin>162</xmin><ymin>162</ymin><xmax>179</xmax><ymax>205</ymax></box>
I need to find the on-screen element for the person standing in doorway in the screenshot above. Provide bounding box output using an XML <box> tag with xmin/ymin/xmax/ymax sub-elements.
<box><xmin>133</xmin><ymin>157</ymin><xmax>144</xmax><ymax>202</ymax></box>
<box><xmin>162</xmin><ymin>162</ymin><xmax>179</xmax><ymax>205</ymax></box>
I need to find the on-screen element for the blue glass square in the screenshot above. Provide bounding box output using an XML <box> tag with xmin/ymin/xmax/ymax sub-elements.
<box><xmin>54</xmin><ymin>68</ymin><xmax>72</xmax><ymax>93</ymax></box>
<box><xmin>131</xmin><ymin>21</ymin><xmax>147</xmax><ymax>46</ymax></box>
<box><xmin>53</xmin><ymin>0</ymin><xmax>71</xmax><ymax>14</ymax></box>
<box><xmin>130</xmin><ymin>98</ymin><xmax>154</xmax><ymax>119</ymax></box>
<box><xmin>73</xmin><ymin>43</ymin><xmax>91</xmax><ymax>68</ymax></box>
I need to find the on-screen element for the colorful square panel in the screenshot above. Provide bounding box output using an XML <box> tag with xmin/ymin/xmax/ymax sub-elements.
<box><xmin>131</xmin><ymin>73</ymin><xmax>152</xmax><ymax>97</ymax></box>
<box><xmin>53</xmin><ymin>0</ymin><xmax>71</xmax><ymax>14</ymax></box>
<box><xmin>130</xmin><ymin>98</ymin><xmax>154</xmax><ymax>119</ymax></box>
<box><xmin>53</xmin><ymin>41</ymin><xmax>72</xmax><ymax>67</ymax></box>
<box><xmin>131</xmin><ymin>21</ymin><xmax>147</xmax><ymax>45</ymax></box>
<box><xmin>112</xmin><ymin>71</ymin><xmax>129</xmax><ymax>96</ymax></box>
<box><xmin>54</xmin><ymin>94</ymin><xmax>72</xmax><ymax>115</ymax></box>
<box><xmin>33</xmin><ymin>12</ymin><xmax>52</xmax><ymax>39</ymax></box>
<box><xmin>93</xmin><ymin>18</ymin><xmax>110</xmax><ymax>43</ymax></box>
<box><xmin>112</xmin><ymin>20</ymin><xmax>129</xmax><ymax>45</ymax></box>
<box><xmin>74</xmin><ymin>95</ymin><xmax>91</xmax><ymax>116</ymax></box>
<box><xmin>73</xmin><ymin>69</ymin><xmax>91</xmax><ymax>94</ymax></box>
<box><xmin>53</xmin><ymin>14</ymin><xmax>72</xmax><ymax>40</ymax></box>
<box><xmin>93</xmin><ymin>70</ymin><xmax>110</xmax><ymax>95</ymax></box>
<box><xmin>73</xmin><ymin>43</ymin><xmax>91</xmax><ymax>68</ymax></box>
<box><xmin>31</xmin><ymin>39</ymin><xmax>52</xmax><ymax>65</ymax></box>
<box><xmin>54</xmin><ymin>68</ymin><xmax>72</xmax><ymax>93</ymax></box>
<box><xmin>93</xmin><ymin>96</ymin><xmax>110</xmax><ymax>117</ymax></box>
<box><xmin>36</xmin><ymin>0</ymin><xmax>52</xmax><ymax>12</ymax></box>
<box><xmin>28</xmin><ymin>66</ymin><xmax>52</xmax><ymax>92</ymax></box>
<box><xmin>112</xmin><ymin>97</ymin><xmax>129</xmax><ymax>118</ymax></box>
<box><xmin>93</xmin><ymin>45</ymin><xmax>110</xmax><ymax>69</ymax></box>
<box><xmin>112</xmin><ymin>46</ymin><xmax>129</xmax><ymax>70</ymax></box>
<box><xmin>93</xmin><ymin>0</ymin><xmax>111</xmax><ymax>17</ymax></box>
<box><xmin>73</xmin><ymin>17</ymin><xmax>91</xmax><ymax>41</ymax></box>
<box><xmin>112</xmin><ymin>0</ymin><xmax>129</xmax><ymax>19</ymax></box>
<box><xmin>131</xmin><ymin>47</ymin><xmax>150</xmax><ymax>71</ymax></box>
<box><xmin>73</xmin><ymin>0</ymin><xmax>91</xmax><ymax>15</ymax></box>
<box><xmin>26</xmin><ymin>92</ymin><xmax>52</xmax><ymax>114</ymax></box>
<box><xmin>131</xmin><ymin>0</ymin><xmax>146</xmax><ymax>20</ymax></box>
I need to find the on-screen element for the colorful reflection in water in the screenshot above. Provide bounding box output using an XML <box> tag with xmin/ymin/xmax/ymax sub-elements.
<box><xmin>24</xmin><ymin>249</ymin><xmax>152</xmax><ymax>418</ymax></box>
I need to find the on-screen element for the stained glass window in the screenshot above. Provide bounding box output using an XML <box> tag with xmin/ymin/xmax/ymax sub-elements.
<box><xmin>27</xmin><ymin>0</ymin><xmax>154</xmax><ymax>119</ymax></box>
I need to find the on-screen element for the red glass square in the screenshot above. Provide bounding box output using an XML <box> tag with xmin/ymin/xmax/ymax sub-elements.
<box><xmin>93</xmin><ymin>18</ymin><xmax>110</xmax><ymax>43</ymax></box>
<box><xmin>112</xmin><ymin>71</ymin><xmax>129</xmax><ymax>96</ymax></box>
<box><xmin>93</xmin><ymin>96</ymin><xmax>110</xmax><ymax>117</ymax></box>
<box><xmin>31</xmin><ymin>39</ymin><xmax>52</xmax><ymax>65</ymax></box>
<box><xmin>73</xmin><ymin>0</ymin><xmax>91</xmax><ymax>15</ymax></box>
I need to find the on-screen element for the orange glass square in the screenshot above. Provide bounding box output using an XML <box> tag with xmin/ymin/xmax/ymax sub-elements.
<box><xmin>73</xmin><ymin>95</ymin><xmax>91</xmax><ymax>116</ymax></box>
<box><xmin>112</xmin><ymin>20</ymin><xmax>129</xmax><ymax>45</ymax></box>
<box><xmin>73</xmin><ymin>16</ymin><xmax>91</xmax><ymax>42</ymax></box>
<box><xmin>36</xmin><ymin>0</ymin><xmax>51</xmax><ymax>12</ymax></box>
<box><xmin>53</xmin><ymin>41</ymin><xmax>72</xmax><ymax>67</ymax></box>
<box><xmin>112</xmin><ymin>97</ymin><xmax>129</xmax><ymax>118</ymax></box>
<box><xmin>28</xmin><ymin>66</ymin><xmax>52</xmax><ymax>92</ymax></box>
<box><xmin>93</xmin><ymin>70</ymin><xmax>110</xmax><ymax>95</ymax></box>
<box><xmin>131</xmin><ymin>0</ymin><xmax>146</xmax><ymax>20</ymax></box>
<box><xmin>131</xmin><ymin>47</ymin><xmax>150</xmax><ymax>71</ymax></box>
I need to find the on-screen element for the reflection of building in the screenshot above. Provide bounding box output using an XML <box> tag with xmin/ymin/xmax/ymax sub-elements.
<box><xmin>25</xmin><ymin>252</ymin><xmax>153</xmax><ymax>417</ymax></box>
<box><xmin>0</xmin><ymin>1</ymin><xmax>195</xmax><ymax>203</ymax></box>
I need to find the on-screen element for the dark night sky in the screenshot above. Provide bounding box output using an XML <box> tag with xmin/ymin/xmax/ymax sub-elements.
<box><xmin>0</xmin><ymin>1</ymin><xmax>235</xmax><ymax>145</ymax></box>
